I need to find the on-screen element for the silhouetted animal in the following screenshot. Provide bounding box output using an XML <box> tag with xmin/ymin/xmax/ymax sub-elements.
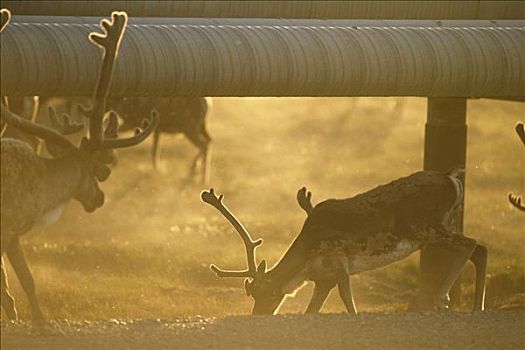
<box><xmin>107</xmin><ymin>96</ymin><xmax>212</xmax><ymax>183</ymax></box>
<box><xmin>202</xmin><ymin>169</ymin><xmax>487</xmax><ymax>315</ymax></box>
<box><xmin>1</xmin><ymin>11</ymin><xmax>158</xmax><ymax>327</ymax></box>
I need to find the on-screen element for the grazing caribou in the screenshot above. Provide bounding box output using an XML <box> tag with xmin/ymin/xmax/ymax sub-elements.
<box><xmin>106</xmin><ymin>96</ymin><xmax>212</xmax><ymax>183</ymax></box>
<box><xmin>202</xmin><ymin>169</ymin><xmax>487</xmax><ymax>315</ymax></box>
<box><xmin>1</xmin><ymin>11</ymin><xmax>158</xmax><ymax>326</ymax></box>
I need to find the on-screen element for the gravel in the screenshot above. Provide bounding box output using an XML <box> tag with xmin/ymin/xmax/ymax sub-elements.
<box><xmin>2</xmin><ymin>310</ymin><xmax>524</xmax><ymax>350</ymax></box>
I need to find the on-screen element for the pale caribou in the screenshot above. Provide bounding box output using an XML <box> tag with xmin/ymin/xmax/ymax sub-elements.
<box><xmin>202</xmin><ymin>169</ymin><xmax>487</xmax><ymax>315</ymax></box>
<box><xmin>1</xmin><ymin>11</ymin><xmax>158</xmax><ymax>326</ymax></box>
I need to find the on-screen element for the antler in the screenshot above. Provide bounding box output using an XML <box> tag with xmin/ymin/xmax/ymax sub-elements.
<box><xmin>100</xmin><ymin>109</ymin><xmax>159</xmax><ymax>149</ymax></box>
<box><xmin>80</xmin><ymin>11</ymin><xmax>128</xmax><ymax>149</ymax></box>
<box><xmin>48</xmin><ymin>107</ymin><xmax>84</xmax><ymax>135</ymax></box>
<box><xmin>508</xmin><ymin>122</ymin><xmax>524</xmax><ymax>211</ymax></box>
<box><xmin>201</xmin><ymin>189</ymin><xmax>263</xmax><ymax>279</ymax></box>
<box><xmin>508</xmin><ymin>193</ymin><xmax>525</xmax><ymax>211</ymax></box>
<box><xmin>1</xmin><ymin>10</ymin><xmax>11</xmax><ymax>136</ymax></box>
<box><xmin>103</xmin><ymin>111</ymin><xmax>119</xmax><ymax>139</ymax></box>
<box><xmin>1</xmin><ymin>103</ymin><xmax>76</xmax><ymax>151</ymax></box>
<box><xmin>1</xmin><ymin>8</ymin><xmax>10</xmax><ymax>32</ymax></box>
<box><xmin>297</xmin><ymin>187</ymin><xmax>313</xmax><ymax>214</ymax></box>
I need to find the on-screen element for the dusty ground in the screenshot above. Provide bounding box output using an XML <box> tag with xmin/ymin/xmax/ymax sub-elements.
<box><xmin>1</xmin><ymin>97</ymin><xmax>524</xmax><ymax>349</ymax></box>
<box><xmin>3</xmin><ymin>311</ymin><xmax>525</xmax><ymax>350</ymax></box>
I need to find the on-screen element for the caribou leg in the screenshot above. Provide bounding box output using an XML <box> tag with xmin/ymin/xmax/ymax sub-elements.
<box><xmin>337</xmin><ymin>276</ymin><xmax>357</xmax><ymax>314</ymax></box>
<box><xmin>1</xmin><ymin>256</ymin><xmax>18</xmax><ymax>320</ymax></box>
<box><xmin>470</xmin><ymin>243</ymin><xmax>487</xmax><ymax>311</ymax></box>
<box><xmin>305</xmin><ymin>280</ymin><xmax>336</xmax><ymax>314</ymax></box>
<box><xmin>5</xmin><ymin>237</ymin><xmax>45</xmax><ymax>326</ymax></box>
<box><xmin>428</xmin><ymin>235</ymin><xmax>478</xmax><ymax>310</ymax></box>
<box><xmin>151</xmin><ymin>127</ymin><xmax>161</xmax><ymax>170</ymax></box>
<box><xmin>184</xmin><ymin>125</ymin><xmax>212</xmax><ymax>185</ymax></box>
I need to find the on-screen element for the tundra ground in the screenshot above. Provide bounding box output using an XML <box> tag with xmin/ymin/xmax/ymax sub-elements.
<box><xmin>1</xmin><ymin>97</ymin><xmax>524</xmax><ymax>349</ymax></box>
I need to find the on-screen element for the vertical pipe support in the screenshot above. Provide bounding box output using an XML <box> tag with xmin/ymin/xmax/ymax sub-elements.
<box><xmin>419</xmin><ymin>97</ymin><xmax>468</xmax><ymax>309</ymax></box>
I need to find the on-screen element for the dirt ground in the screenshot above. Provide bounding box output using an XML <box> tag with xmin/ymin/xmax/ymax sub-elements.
<box><xmin>2</xmin><ymin>311</ymin><xmax>525</xmax><ymax>350</ymax></box>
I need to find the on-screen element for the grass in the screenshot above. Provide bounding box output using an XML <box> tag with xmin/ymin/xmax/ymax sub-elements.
<box><xmin>2</xmin><ymin>97</ymin><xmax>524</xmax><ymax>320</ymax></box>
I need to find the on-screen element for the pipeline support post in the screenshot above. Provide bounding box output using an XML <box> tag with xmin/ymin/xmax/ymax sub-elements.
<box><xmin>420</xmin><ymin>97</ymin><xmax>468</xmax><ymax>309</ymax></box>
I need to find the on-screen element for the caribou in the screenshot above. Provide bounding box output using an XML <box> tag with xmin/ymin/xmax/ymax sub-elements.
<box><xmin>1</xmin><ymin>11</ymin><xmax>158</xmax><ymax>326</ymax></box>
<box><xmin>202</xmin><ymin>169</ymin><xmax>487</xmax><ymax>315</ymax></box>
<box><xmin>106</xmin><ymin>96</ymin><xmax>212</xmax><ymax>183</ymax></box>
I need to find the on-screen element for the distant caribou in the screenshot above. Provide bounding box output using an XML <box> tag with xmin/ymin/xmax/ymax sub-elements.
<box><xmin>106</xmin><ymin>96</ymin><xmax>212</xmax><ymax>183</ymax></box>
<box><xmin>34</xmin><ymin>96</ymin><xmax>213</xmax><ymax>184</ymax></box>
<box><xmin>202</xmin><ymin>169</ymin><xmax>487</xmax><ymax>315</ymax></box>
<box><xmin>1</xmin><ymin>11</ymin><xmax>158</xmax><ymax>326</ymax></box>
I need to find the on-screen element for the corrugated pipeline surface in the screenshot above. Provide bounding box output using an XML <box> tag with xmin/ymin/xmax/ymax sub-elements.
<box><xmin>1</xmin><ymin>17</ymin><xmax>524</xmax><ymax>97</ymax></box>
<box><xmin>2</xmin><ymin>0</ymin><xmax>524</xmax><ymax>19</ymax></box>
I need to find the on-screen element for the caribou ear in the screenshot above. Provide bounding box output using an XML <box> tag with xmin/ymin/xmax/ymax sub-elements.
<box><xmin>257</xmin><ymin>260</ymin><xmax>267</xmax><ymax>278</ymax></box>
<box><xmin>244</xmin><ymin>279</ymin><xmax>252</xmax><ymax>296</ymax></box>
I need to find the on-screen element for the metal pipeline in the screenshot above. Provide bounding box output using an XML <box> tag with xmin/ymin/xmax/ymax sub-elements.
<box><xmin>2</xmin><ymin>1</ymin><xmax>524</xmax><ymax>20</ymax></box>
<box><xmin>1</xmin><ymin>17</ymin><xmax>524</xmax><ymax>97</ymax></box>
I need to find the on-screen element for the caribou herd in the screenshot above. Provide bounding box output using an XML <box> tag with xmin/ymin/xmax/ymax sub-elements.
<box><xmin>0</xmin><ymin>9</ymin><xmax>521</xmax><ymax>327</ymax></box>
